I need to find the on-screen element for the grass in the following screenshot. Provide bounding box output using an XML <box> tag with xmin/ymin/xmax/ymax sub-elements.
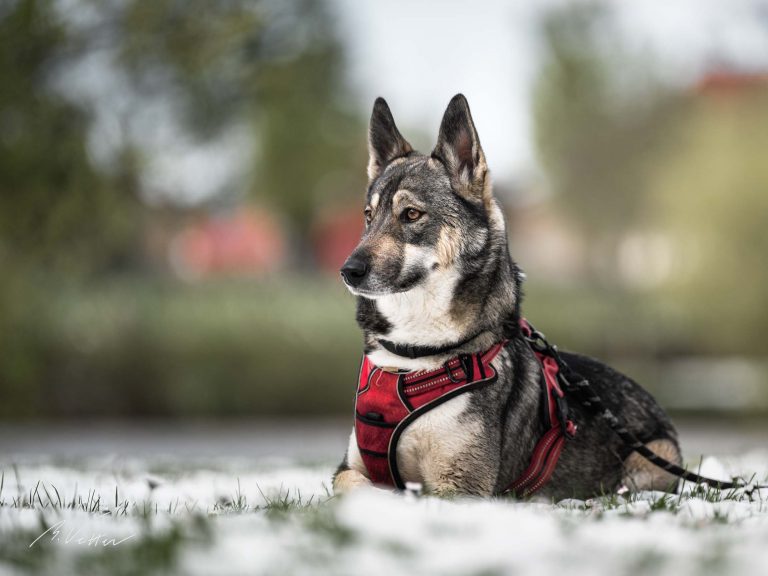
<box><xmin>0</xmin><ymin>473</ymin><xmax>334</xmax><ymax>519</ymax></box>
<box><xmin>2</xmin><ymin>465</ymin><xmax>766</xmax><ymax>517</ymax></box>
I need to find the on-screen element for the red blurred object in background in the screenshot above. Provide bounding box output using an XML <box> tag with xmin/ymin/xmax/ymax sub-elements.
<box><xmin>312</xmin><ymin>206</ymin><xmax>364</xmax><ymax>275</ymax></box>
<box><xmin>695</xmin><ymin>71</ymin><xmax>768</xmax><ymax>96</ymax></box>
<box><xmin>170</xmin><ymin>208</ymin><xmax>286</xmax><ymax>280</ymax></box>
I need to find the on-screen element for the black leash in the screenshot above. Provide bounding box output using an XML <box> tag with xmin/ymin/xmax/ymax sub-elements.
<box><xmin>523</xmin><ymin>322</ymin><xmax>766</xmax><ymax>493</ymax></box>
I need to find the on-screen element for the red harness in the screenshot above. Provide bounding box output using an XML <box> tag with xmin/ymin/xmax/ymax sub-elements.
<box><xmin>354</xmin><ymin>321</ymin><xmax>577</xmax><ymax>496</ymax></box>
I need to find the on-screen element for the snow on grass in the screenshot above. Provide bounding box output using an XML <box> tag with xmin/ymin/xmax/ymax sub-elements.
<box><xmin>1</xmin><ymin>453</ymin><xmax>767</xmax><ymax>576</ymax></box>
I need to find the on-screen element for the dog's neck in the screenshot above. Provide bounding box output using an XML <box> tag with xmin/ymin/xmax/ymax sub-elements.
<box><xmin>358</xmin><ymin>221</ymin><xmax>521</xmax><ymax>371</ymax></box>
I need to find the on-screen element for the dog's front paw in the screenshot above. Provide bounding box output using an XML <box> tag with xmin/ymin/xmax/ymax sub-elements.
<box><xmin>333</xmin><ymin>469</ymin><xmax>374</xmax><ymax>494</ymax></box>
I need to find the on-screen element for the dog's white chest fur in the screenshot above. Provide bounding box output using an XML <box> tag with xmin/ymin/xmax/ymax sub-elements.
<box><xmin>378</xmin><ymin>247</ymin><xmax>462</xmax><ymax>341</ymax></box>
<box><xmin>368</xmin><ymin>258</ymin><xmax>466</xmax><ymax>371</ymax></box>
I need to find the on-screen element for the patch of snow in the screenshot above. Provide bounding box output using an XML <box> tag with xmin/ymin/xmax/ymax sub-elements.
<box><xmin>1</xmin><ymin>453</ymin><xmax>767</xmax><ymax>576</ymax></box>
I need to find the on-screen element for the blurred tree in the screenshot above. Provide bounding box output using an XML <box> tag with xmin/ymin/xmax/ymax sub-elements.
<box><xmin>0</xmin><ymin>0</ymin><xmax>142</xmax><ymax>277</ymax></box>
<box><xmin>0</xmin><ymin>0</ymin><xmax>144</xmax><ymax>416</ymax></box>
<box><xmin>109</xmin><ymin>0</ymin><xmax>365</xmax><ymax>265</ymax></box>
<box><xmin>2</xmin><ymin>0</ymin><xmax>365</xmax><ymax>271</ymax></box>
<box><xmin>533</xmin><ymin>3</ymin><xmax>681</xmax><ymax>279</ymax></box>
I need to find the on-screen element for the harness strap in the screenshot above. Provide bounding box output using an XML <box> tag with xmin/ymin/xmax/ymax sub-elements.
<box><xmin>507</xmin><ymin>427</ymin><xmax>565</xmax><ymax>496</ymax></box>
<box><xmin>503</xmin><ymin>319</ymin><xmax>577</xmax><ymax>497</ymax></box>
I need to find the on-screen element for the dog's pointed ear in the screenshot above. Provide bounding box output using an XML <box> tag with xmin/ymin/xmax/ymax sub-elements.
<box><xmin>432</xmin><ymin>94</ymin><xmax>489</xmax><ymax>201</ymax></box>
<box><xmin>367</xmin><ymin>97</ymin><xmax>413</xmax><ymax>182</ymax></box>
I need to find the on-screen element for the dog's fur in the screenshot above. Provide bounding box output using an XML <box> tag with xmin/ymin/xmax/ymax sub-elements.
<box><xmin>333</xmin><ymin>94</ymin><xmax>681</xmax><ymax>500</ymax></box>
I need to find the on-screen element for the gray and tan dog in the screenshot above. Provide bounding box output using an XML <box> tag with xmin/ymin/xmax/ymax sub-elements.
<box><xmin>333</xmin><ymin>94</ymin><xmax>681</xmax><ymax>500</ymax></box>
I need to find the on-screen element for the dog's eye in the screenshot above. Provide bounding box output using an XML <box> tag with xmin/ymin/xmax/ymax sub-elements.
<box><xmin>364</xmin><ymin>209</ymin><xmax>373</xmax><ymax>225</ymax></box>
<box><xmin>404</xmin><ymin>208</ymin><xmax>423</xmax><ymax>222</ymax></box>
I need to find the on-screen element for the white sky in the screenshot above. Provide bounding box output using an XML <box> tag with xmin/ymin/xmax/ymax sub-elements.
<box><xmin>331</xmin><ymin>0</ymin><xmax>543</xmax><ymax>183</ymax></box>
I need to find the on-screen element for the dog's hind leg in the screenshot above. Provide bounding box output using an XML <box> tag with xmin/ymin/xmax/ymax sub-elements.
<box><xmin>621</xmin><ymin>438</ymin><xmax>682</xmax><ymax>492</ymax></box>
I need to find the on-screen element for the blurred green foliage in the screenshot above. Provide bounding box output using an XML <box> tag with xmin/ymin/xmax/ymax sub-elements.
<box><xmin>0</xmin><ymin>0</ymin><xmax>142</xmax><ymax>276</ymax></box>
<box><xmin>0</xmin><ymin>277</ymin><xmax>361</xmax><ymax>418</ymax></box>
<box><xmin>2</xmin><ymin>273</ymin><xmax>764</xmax><ymax>419</ymax></box>
<box><xmin>648</xmin><ymin>91</ymin><xmax>768</xmax><ymax>353</ymax></box>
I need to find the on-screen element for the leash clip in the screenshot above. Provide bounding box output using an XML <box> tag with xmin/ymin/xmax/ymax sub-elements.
<box><xmin>523</xmin><ymin>325</ymin><xmax>552</xmax><ymax>355</ymax></box>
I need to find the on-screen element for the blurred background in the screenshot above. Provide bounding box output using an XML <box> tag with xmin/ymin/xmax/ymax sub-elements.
<box><xmin>1</xmin><ymin>0</ymin><xmax>768</xmax><ymax>433</ymax></box>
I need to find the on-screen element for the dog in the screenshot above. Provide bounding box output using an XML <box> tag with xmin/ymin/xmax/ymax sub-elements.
<box><xmin>332</xmin><ymin>94</ymin><xmax>681</xmax><ymax>500</ymax></box>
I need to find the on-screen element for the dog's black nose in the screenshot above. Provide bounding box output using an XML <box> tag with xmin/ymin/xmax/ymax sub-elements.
<box><xmin>340</xmin><ymin>256</ymin><xmax>369</xmax><ymax>287</ymax></box>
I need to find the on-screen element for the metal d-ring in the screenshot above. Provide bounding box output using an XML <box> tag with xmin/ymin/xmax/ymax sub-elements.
<box><xmin>444</xmin><ymin>360</ymin><xmax>462</xmax><ymax>383</ymax></box>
